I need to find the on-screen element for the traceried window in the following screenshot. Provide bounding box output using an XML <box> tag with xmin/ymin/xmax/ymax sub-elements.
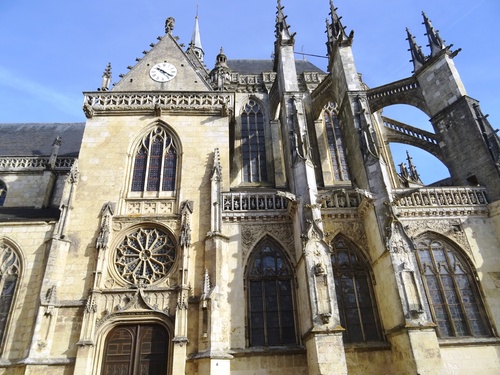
<box><xmin>0</xmin><ymin>242</ymin><xmax>20</xmax><ymax>347</ymax></box>
<box><xmin>324</xmin><ymin>103</ymin><xmax>350</xmax><ymax>181</ymax></box>
<box><xmin>115</xmin><ymin>226</ymin><xmax>177</xmax><ymax>285</ymax></box>
<box><xmin>241</xmin><ymin>100</ymin><xmax>267</xmax><ymax>183</ymax></box>
<box><xmin>331</xmin><ymin>236</ymin><xmax>381</xmax><ymax>343</ymax></box>
<box><xmin>131</xmin><ymin>126</ymin><xmax>177</xmax><ymax>192</ymax></box>
<box><xmin>0</xmin><ymin>181</ymin><xmax>6</xmax><ymax>206</ymax></box>
<box><xmin>246</xmin><ymin>240</ymin><xmax>297</xmax><ymax>346</ymax></box>
<box><xmin>102</xmin><ymin>324</ymin><xmax>168</xmax><ymax>375</ymax></box>
<box><xmin>414</xmin><ymin>236</ymin><xmax>491</xmax><ymax>338</ymax></box>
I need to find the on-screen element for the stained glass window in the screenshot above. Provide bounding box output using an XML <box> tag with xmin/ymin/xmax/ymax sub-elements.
<box><xmin>331</xmin><ymin>236</ymin><xmax>381</xmax><ymax>343</ymax></box>
<box><xmin>131</xmin><ymin>126</ymin><xmax>177</xmax><ymax>192</ymax></box>
<box><xmin>0</xmin><ymin>243</ymin><xmax>20</xmax><ymax>347</ymax></box>
<box><xmin>247</xmin><ymin>240</ymin><xmax>296</xmax><ymax>346</ymax></box>
<box><xmin>115</xmin><ymin>226</ymin><xmax>176</xmax><ymax>285</ymax></box>
<box><xmin>241</xmin><ymin>100</ymin><xmax>267</xmax><ymax>183</ymax></box>
<box><xmin>324</xmin><ymin>103</ymin><xmax>350</xmax><ymax>181</ymax></box>
<box><xmin>414</xmin><ymin>236</ymin><xmax>490</xmax><ymax>338</ymax></box>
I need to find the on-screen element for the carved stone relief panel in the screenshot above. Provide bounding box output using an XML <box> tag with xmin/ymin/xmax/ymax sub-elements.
<box><xmin>322</xmin><ymin>219</ymin><xmax>368</xmax><ymax>252</ymax></box>
<box><xmin>241</xmin><ymin>223</ymin><xmax>294</xmax><ymax>260</ymax></box>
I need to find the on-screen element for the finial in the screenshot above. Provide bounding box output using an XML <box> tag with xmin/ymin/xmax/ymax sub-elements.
<box><xmin>406</xmin><ymin>150</ymin><xmax>422</xmax><ymax>183</ymax></box>
<box><xmin>328</xmin><ymin>0</ymin><xmax>349</xmax><ymax>41</ymax></box>
<box><xmin>275</xmin><ymin>0</ymin><xmax>295</xmax><ymax>44</ymax></box>
<box><xmin>165</xmin><ymin>17</ymin><xmax>175</xmax><ymax>34</ymax></box>
<box><xmin>100</xmin><ymin>63</ymin><xmax>112</xmax><ymax>91</ymax></box>
<box><xmin>422</xmin><ymin>12</ymin><xmax>446</xmax><ymax>57</ymax></box>
<box><xmin>406</xmin><ymin>28</ymin><xmax>426</xmax><ymax>72</ymax></box>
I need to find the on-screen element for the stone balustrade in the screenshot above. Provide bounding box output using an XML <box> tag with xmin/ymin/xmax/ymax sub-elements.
<box><xmin>393</xmin><ymin>187</ymin><xmax>488</xmax><ymax>207</ymax></box>
<box><xmin>222</xmin><ymin>192</ymin><xmax>288</xmax><ymax>212</ymax></box>
<box><xmin>0</xmin><ymin>157</ymin><xmax>75</xmax><ymax>171</ymax></box>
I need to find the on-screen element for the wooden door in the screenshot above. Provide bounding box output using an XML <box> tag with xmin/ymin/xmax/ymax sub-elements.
<box><xmin>102</xmin><ymin>324</ymin><xmax>168</xmax><ymax>375</ymax></box>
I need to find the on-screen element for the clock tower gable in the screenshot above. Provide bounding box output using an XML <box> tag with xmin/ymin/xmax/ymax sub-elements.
<box><xmin>112</xmin><ymin>26</ymin><xmax>211</xmax><ymax>92</ymax></box>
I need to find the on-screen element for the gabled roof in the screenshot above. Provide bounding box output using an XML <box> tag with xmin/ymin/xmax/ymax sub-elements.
<box><xmin>0</xmin><ymin>123</ymin><xmax>85</xmax><ymax>157</ymax></box>
<box><xmin>226</xmin><ymin>59</ymin><xmax>325</xmax><ymax>75</ymax></box>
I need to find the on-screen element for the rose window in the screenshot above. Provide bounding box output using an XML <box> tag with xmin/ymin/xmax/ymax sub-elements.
<box><xmin>115</xmin><ymin>227</ymin><xmax>176</xmax><ymax>284</ymax></box>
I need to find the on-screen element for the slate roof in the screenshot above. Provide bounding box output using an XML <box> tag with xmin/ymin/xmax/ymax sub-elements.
<box><xmin>226</xmin><ymin>59</ymin><xmax>326</xmax><ymax>75</ymax></box>
<box><xmin>0</xmin><ymin>123</ymin><xmax>85</xmax><ymax>157</ymax></box>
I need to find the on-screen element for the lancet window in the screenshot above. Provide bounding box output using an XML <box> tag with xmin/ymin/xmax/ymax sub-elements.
<box><xmin>131</xmin><ymin>126</ymin><xmax>177</xmax><ymax>192</ymax></box>
<box><xmin>246</xmin><ymin>239</ymin><xmax>297</xmax><ymax>346</ymax></box>
<box><xmin>0</xmin><ymin>181</ymin><xmax>6</xmax><ymax>206</ymax></box>
<box><xmin>331</xmin><ymin>236</ymin><xmax>381</xmax><ymax>343</ymax></box>
<box><xmin>324</xmin><ymin>103</ymin><xmax>350</xmax><ymax>181</ymax></box>
<box><xmin>0</xmin><ymin>242</ymin><xmax>20</xmax><ymax>347</ymax></box>
<box><xmin>241</xmin><ymin>100</ymin><xmax>267</xmax><ymax>183</ymax></box>
<box><xmin>414</xmin><ymin>236</ymin><xmax>491</xmax><ymax>338</ymax></box>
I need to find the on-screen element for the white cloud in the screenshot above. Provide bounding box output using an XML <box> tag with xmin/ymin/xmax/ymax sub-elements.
<box><xmin>0</xmin><ymin>65</ymin><xmax>82</xmax><ymax>118</ymax></box>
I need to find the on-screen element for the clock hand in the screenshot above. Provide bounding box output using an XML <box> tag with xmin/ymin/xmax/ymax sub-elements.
<box><xmin>156</xmin><ymin>67</ymin><xmax>173</xmax><ymax>77</ymax></box>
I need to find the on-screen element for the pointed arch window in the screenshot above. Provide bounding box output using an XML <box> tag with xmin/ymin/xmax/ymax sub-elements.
<box><xmin>246</xmin><ymin>240</ymin><xmax>297</xmax><ymax>346</ymax></box>
<box><xmin>324</xmin><ymin>103</ymin><xmax>350</xmax><ymax>181</ymax></box>
<box><xmin>131</xmin><ymin>126</ymin><xmax>177</xmax><ymax>192</ymax></box>
<box><xmin>0</xmin><ymin>181</ymin><xmax>6</xmax><ymax>206</ymax></box>
<box><xmin>241</xmin><ymin>100</ymin><xmax>267</xmax><ymax>183</ymax></box>
<box><xmin>414</xmin><ymin>236</ymin><xmax>491</xmax><ymax>338</ymax></box>
<box><xmin>0</xmin><ymin>242</ymin><xmax>20</xmax><ymax>347</ymax></box>
<box><xmin>102</xmin><ymin>324</ymin><xmax>169</xmax><ymax>374</ymax></box>
<box><xmin>331</xmin><ymin>236</ymin><xmax>381</xmax><ymax>343</ymax></box>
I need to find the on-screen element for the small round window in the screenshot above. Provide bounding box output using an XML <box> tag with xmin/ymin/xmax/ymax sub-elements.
<box><xmin>115</xmin><ymin>226</ymin><xmax>176</xmax><ymax>285</ymax></box>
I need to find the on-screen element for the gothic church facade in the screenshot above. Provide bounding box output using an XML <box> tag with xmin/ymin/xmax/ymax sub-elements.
<box><xmin>1</xmin><ymin>1</ymin><xmax>500</xmax><ymax>374</ymax></box>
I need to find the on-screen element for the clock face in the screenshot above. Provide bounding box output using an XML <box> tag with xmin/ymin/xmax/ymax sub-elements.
<box><xmin>150</xmin><ymin>62</ymin><xmax>177</xmax><ymax>82</ymax></box>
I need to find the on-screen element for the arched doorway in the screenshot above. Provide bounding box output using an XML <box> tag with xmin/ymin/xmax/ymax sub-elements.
<box><xmin>101</xmin><ymin>324</ymin><xmax>169</xmax><ymax>375</ymax></box>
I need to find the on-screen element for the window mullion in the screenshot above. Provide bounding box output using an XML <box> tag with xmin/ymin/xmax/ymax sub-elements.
<box><xmin>276</xmin><ymin>278</ymin><xmax>283</xmax><ymax>345</ymax></box>
<box><xmin>352</xmin><ymin>275</ymin><xmax>366</xmax><ymax>341</ymax></box>
<box><xmin>262</xmin><ymin>280</ymin><xmax>268</xmax><ymax>346</ymax></box>
<box><xmin>446</xmin><ymin>250</ymin><xmax>474</xmax><ymax>336</ymax></box>
<box><xmin>429</xmin><ymin>244</ymin><xmax>457</xmax><ymax>336</ymax></box>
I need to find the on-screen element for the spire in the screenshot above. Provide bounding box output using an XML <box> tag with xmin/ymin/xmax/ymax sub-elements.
<box><xmin>100</xmin><ymin>63</ymin><xmax>112</xmax><ymax>91</ymax></box>
<box><xmin>275</xmin><ymin>0</ymin><xmax>295</xmax><ymax>45</ymax></box>
<box><xmin>406</xmin><ymin>28</ymin><xmax>426</xmax><ymax>72</ymax></box>
<box><xmin>422</xmin><ymin>12</ymin><xmax>446</xmax><ymax>57</ymax></box>
<box><xmin>188</xmin><ymin>13</ymin><xmax>204</xmax><ymax>61</ymax></box>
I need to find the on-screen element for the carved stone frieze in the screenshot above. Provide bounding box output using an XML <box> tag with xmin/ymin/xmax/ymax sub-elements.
<box><xmin>240</xmin><ymin>223</ymin><xmax>294</xmax><ymax>259</ymax></box>
<box><xmin>403</xmin><ymin>218</ymin><xmax>473</xmax><ymax>259</ymax></box>
<box><xmin>95</xmin><ymin>288</ymin><xmax>176</xmax><ymax>328</ymax></box>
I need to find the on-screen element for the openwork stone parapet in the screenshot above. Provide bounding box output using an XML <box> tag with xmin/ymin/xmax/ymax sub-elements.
<box><xmin>83</xmin><ymin>91</ymin><xmax>234</xmax><ymax>117</ymax></box>
<box><xmin>0</xmin><ymin>157</ymin><xmax>75</xmax><ymax>171</ymax></box>
<box><xmin>393</xmin><ymin>187</ymin><xmax>489</xmax><ymax>217</ymax></box>
<box><xmin>222</xmin><ymin>191</ymin><xmax>289</xmax><ymax>222</ymax></box>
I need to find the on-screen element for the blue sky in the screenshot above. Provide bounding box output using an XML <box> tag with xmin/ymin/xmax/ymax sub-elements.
<box><xmin>0</xmin><ymin>0</ymin><xmax>498</xmax><ymax>183</ymax></box>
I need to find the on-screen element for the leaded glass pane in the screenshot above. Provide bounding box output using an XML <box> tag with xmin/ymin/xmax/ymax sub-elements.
<box><xmin>331</xmin><ymin>236</ymin><xmax>381</xmax><ymax>343</ymax></box>
<box><xmin>324</xmin><ymin>103</ymin><xmax>350</xmax><ymax>181</ymax></box>
<box><xmin>115</xmin><ymin>227</ymin><xmax>176</xmax><ymax>285</ymax></box>
<box><xmin>415</xmin><ymin>236</ymin><xmax>490</xmax><ymax>338</ymax></box>
<box><xmin>0</xmin><ymin>243</ymin><xmax>20</xmax><ymax>349</ymax></box>
<box><xmin>247</xmin><ymin>240</ymin><xmax>296</xmax><ymax>347</ymax></box>
<box><xmin>0</xmin><ymin>181</ymin><xmax>6</xmax><ymax>206</ymax></box>
<box><xmin>130</xmin><ymin>126</ymin><xmax>177</xmax><ymax>192</ymax></box>
<box><xmin>241</xmin><ymin>100</ymin><xmax>267</xmax><ymax>183</ymax></box>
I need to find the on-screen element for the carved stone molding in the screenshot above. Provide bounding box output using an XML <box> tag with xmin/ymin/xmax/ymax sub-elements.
<box><xmin>240</xmin><ymin>223</ymin><xmax>294</xmax><ymax>259</ymax></box>
<box><xmin>323</xmin><ymin>220</ymin><xmax>368</xmax><ymax>251</ymax></box>
<box><xmin>403</xmin><ymin>219</ymin><xmax>473</xmax><ymax>259</ymax></box>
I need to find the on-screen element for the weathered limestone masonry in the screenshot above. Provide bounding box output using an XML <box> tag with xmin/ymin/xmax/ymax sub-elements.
<box><xmin>1</xmin><ymin>1</ymin><xmax>500</xmax><ymax>375</ymax></box>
